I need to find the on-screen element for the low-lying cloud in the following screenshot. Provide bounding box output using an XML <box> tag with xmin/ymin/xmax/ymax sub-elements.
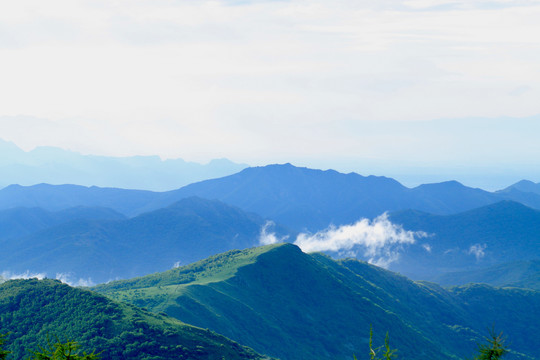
<box><xmin>0</xmin><ymin>270</ymin><xmax>93</xmax><ymax>287</ymax></box>
<box><xmin>294</xmin><ymin>214</ymin><xmax>427</xmax><ymax>268</ymax></box>
<box><xmin>1</xmin><ymin>270</ymin><xmax>46</xmax><ymax>281</ymax></box>
<box><xmin>259</xmin><ymin>220</ymin><xmax>289</xmax><ymax>245</ymax></box>
<box><xmin>55</xmin><ymin>273</ymin><xmax>94</xmax><ymax>287</ymax></box>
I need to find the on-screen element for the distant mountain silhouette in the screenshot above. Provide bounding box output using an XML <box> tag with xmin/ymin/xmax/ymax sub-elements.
<box><xmin>2</xmin><ymin>164</ymin><xmax>540</xmax><ymax>231</ymax></box>
<box><xmin>0</xmin><ymin>206</ymin><xmax>125</xmax><ymax>240</ymax></box>
<box><xmin>0</xmin><ymin>183</ymin><xmax>158</xmax><ymax>216</ymax></box>
<box><xmin>162</xmin><ymin>164</ymin><xmax>540</xmax><ymax>231</ymax></box>
<box><xmin>500</xmin><ymin>179</ymin><xmax>540</xmax><ymax>195</ymax></box>
<box><xmin>0</xmin><ymin>197</ymin><xmax>289</xmax><ymax>283</ymax></box>
<box><xmin>0</xmin><ymin>138</ymin><xmax>247</xmax><ymax>191</ymax></box>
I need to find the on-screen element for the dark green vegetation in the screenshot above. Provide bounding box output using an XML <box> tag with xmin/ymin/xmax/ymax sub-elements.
<box><xmin>389</xmin><ymin>201</ymin><xmax>540</xmax><ymax>280</ymax></box>
<box><xmin>3</xmin><ymin>164</ymin><xmax>540</xmax><ymax>231</ymax></box>
<box><xmin>0</xmin><ymin>333</ymin><xmax>9</xmax><ymax>359</ymax></box>
<box><xmin>472</xmin><ymin>328</ymin><xmax>509</xmax><ymax>360</ymax></box>
<box><xmin>0</xmin><ymin>197</ymin><xmax>290</xmax><ymax>283</ymax></box>
<box><xmin>0</xmin><ymin>279</ymin><xmax>267</xmax><ymax>360</ymax></box>
<box><xmin>435</xmin><ymin>260</ymin><xmax>540</xmax><ymax>290</ymax></box>
<box><xmin>95</xmin><ymin>244</ymin><xmax>540</xmax><ymax>360</ymax></box>
<box><xmin>29</xmin><ymin>338</ymin><xmax>100</xmax><ymax>360</ymax></box>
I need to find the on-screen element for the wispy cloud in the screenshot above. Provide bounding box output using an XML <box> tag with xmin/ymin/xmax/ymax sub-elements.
<box><xmin>1</xmin><ymin>270</ymin><xmax>46</xmax><ymax>280</ymax></box>
<box><xmin>467</xmin><ymin>243</ymin><xmax>487</xmax><ymax>260</ymax></box>
<box><xmin>294</xmin><ymin>214</ymin><xmax>427</xmax><ymax>268</ymax></box>
<box><xmin>259</xmin><ymin>220</ymin><xmax>289</xmax><ymax>245</ymax></box>
<box><xmin>55</xmin><ymin>273</ymin><xmax>94</xmax><ymax>287</ymax></box>
<box><xmin>0</xmin><ymin>270</ymin><xmax>94</xmax><ymax>287</ymax></box>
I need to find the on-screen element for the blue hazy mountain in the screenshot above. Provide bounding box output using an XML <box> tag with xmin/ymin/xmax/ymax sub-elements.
<box><xmin>500</xmin><ymin>179</ymin><xmax>540</xmax><ymax>195</ymax></box>
<box><xmin>160</xmin><ymin>164</ymin><xmax>540</xmax><ymax>231</ymax></box>
<box><xmin>0</xmin><ymin>206</ymin><xmax>125</xmax><ymax>240</ymax></box>
<box><xmin>0</xmin><ymin>183</ymin><xmax>159</xmax><ymax>216</ymax></box>
<box><xmin>0</xmin><ymin>138</ymin><xmax>247</xmax><ymax>191</ymax></box>
<box><xmin>95</xmin><ymin>243</ymin><xmax>540</xmax><ymax>360</ymax></box>
<box><xmin>0</xmin><ymin>197</ymin><xmax>290</xmax><ymax>284</ymax></box>
<box><xmin>388</xmin><ymin>201</ymin><xmax>540</xmax><ymax>280</ymax></box>
<box><xmin>3</xmin><ymin>164</ymin><xmax>540</xmax><ymax>232</ymax></box>
<box><xmin>434</xmin><ymin>259</ymin><xmax>540</xmax><ymax>290</ymax></box>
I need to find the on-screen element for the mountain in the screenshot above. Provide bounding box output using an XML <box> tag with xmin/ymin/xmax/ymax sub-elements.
<box><xmin>0</xmin><ymin>278</ymin><xmax>268</xmax><ymax>359</ymax></box>
<box><xmin>95</xmin><ymin>243</ymin><xmax>540</xmax><ymax>360</ymax></box>
<box><xmin>155</xmin><ymin>164</ymin><xmax>540</xmax><ymax>231</ymax></box>
<box><xmin>388</xmin><ymin>201</ymin><xmax>540</xmax><ymax>280</ymax></box>
<box><xmin>500</xmin><ymin>179</ymin><xmax>540</xmax><ymax>195</ymax></box>
<box><xmin>0</xmin><ymin>197</ymin><xmax>289</xmax><ymax>284</ymax></box>
<box><xmin>0</xmin><ymin>183</ymin><xmax>158</xmax><ymax>217</ymax></box>
<box><xmin>0</xmin><ymin>138</ymin><xmax>247</xmax><ymax>191</ymax></box>
<box><xmin>435</xmin><ymin>260</ymin><xmax>540</xmax><ymax>290</ymax></box>
<box><xmin>0</xmin><ymin>206</ymin><xmax>125</xmax><ymax>240</ymax></box>
<box><xmin>3</xmin><ymin>164</ymin><xmax>540</xmax><ymax>231</ymax></box>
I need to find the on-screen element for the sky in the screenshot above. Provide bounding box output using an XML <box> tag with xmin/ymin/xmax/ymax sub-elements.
<box><xmin>1</xmin><ymin>0</ymin><xmax>540</xmax><ymax>189</ymax></box>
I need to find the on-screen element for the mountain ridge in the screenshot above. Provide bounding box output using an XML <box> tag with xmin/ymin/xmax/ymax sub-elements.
<box><xmin>95</xmin><ymin>243</ymin><xmax>540</xmax><ymax>360</ymax></box>
<box><xmin>0</xmin><ymin>138</ymin><xmax>247</xmax><ymax>191</ymax></box>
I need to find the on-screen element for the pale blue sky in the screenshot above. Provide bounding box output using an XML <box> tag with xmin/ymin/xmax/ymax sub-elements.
<box><xmin>0</xmin><ymin>0</ymin><xmax>539</xmax><ymax>189</ymax></box>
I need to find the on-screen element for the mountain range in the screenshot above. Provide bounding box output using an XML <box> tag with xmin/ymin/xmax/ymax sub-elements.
<box><xmin>0</xmin><ymin>197</ymin><xmax>290</xmax><ymax>284</ymax></box>
<box><xmin>1</xmin><ymin>161</ymin><xmax>539</xmax><ymax>359</ymax></box>
<box><xmin>2</xmin><ymin>163</ymin><xmax>540</xmax><ymax>231</ymax></box>
<box><xmin>387</xmin><ymin>200</ymin><xmax>540</xmax><ymax>280</ymax></box>
<box><xmin>1</xmin><ymin>163</ymin><xmax>540</xmax><ymax>285</ymax></box>
<box><xmin>0</xmin><ymin>138</ymin><xmax>247</xmax><ymax>191</ymax></box>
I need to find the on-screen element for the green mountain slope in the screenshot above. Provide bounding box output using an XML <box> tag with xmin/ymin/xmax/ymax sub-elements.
<box><xmin>0</xmin><ymin>278</ymin><xmax>268</xmax><ymax>360</ymax></box>
<box><xmin>95</xmin><ymin>244</ymin><xmax>540</xmax><ymax>360</ymax></box>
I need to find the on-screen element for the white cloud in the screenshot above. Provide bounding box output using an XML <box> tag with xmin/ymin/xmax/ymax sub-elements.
<box><xmin>294</xmin><ymin>214</ymin><xmax>427</xmax><ymax>267</ymax></box>
<box><xmin>1</xmin><ymin>270</ymin><xmax>46</xmax><ymax>280</ymax></box>
<box><xmin>259</xmin><ymin>220</ymin><xmax>289</xmax><ymax>245</ymax></box>
<box><xmin>55</xmin><ymin>272</ymin><xmax>94</xmax><ymax>287</ymax></box>
<box><xmin>467</xmin><ymin>243</ymin><xmax>487</xmax><ymax>260</ymax></box>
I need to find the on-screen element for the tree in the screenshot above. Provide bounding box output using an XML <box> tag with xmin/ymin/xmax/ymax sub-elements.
<box><xmin>473</xmin><ymin>328</ymin><xmax>509</xmax><ymax>360</ymax></box>
<box><xmin>30</xmin><ymin>337</ymin><xmax>100</xmax><ymax>360</ymax></box>
<box><xmin>0</xmin><ymin>334</ymin><xmax>10</xmax><ymax>360</ymax></box>
<box><xmin>354</xmin><ymin>326</ymin><xmax>397</xmax><ymax>360</ymax></box>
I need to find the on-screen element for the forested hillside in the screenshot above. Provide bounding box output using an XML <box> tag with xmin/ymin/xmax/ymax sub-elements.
<box><xmin>0</xmin><ymin>279</ymin><xmax>268</xmax><ymax>360</ymax></box>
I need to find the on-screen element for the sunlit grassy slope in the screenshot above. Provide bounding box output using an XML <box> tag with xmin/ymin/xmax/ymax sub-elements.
<box><xmin>95</xmin><ymin>243</ymin><xmax>540</xmax><ymax>360</ymax></box>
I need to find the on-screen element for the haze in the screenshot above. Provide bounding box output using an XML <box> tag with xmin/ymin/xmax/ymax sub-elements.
<box><xmin>1</xmin><ymin>0</ymin><xmax>539</xmax><ymax>189</ymax></box>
